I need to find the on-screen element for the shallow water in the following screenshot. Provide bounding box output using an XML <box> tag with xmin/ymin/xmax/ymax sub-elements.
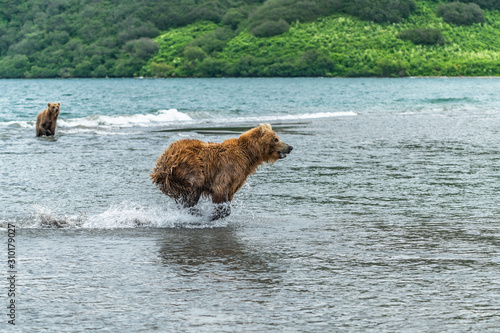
<box><xmin>1</xmin><ymin>78</ymin><xmax>500</xmax><ymax>331</ymax></box>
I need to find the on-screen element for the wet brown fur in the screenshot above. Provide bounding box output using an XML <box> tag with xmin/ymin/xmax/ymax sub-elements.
<box><xmin>36</xmin><ymin>102</ymin><xmax>61</xmax><ymax>137</ymax></box>
<box><xmin>151</xmin><ymin>124</ymin><xmax>292</xmax><ymax>219</ymax></box>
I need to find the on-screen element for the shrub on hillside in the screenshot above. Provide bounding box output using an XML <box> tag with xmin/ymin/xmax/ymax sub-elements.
<box><xmin>150</xmin><ymin>62</ymin><xmax>174</xmax><ymax>77</ymax></box>
<box><xmin>0</xmin><ymin>54</ymin><xmax>30</xmax><ymax>78</ymax></box>
<box><xmin>228</xmin><ymin>55</ymin><xmax>261</xmax><ymax>76</ymax></box>
<box><xmin>251</xmin><ymin>19</ymin><xmax>290</xmax><ymax>37</ymax></box>
<box><xmin>191</xmin><ymin>27</ymin><xmax>234</xmax><ymax>54</ymax></box>
<box><xmin>186</xmin><ymin>3</ymin><xmax>225</xmax><ymax>24</ymax></box>
<box><xmin>346</xmin><ymin>0</ymin><xmax>417</xmax><ymax>23</ymax></box>
<box><xmin>246</xmin><ymin>0</ymin><xmax>416</xmax><ymax>37</ymax></box>
<box><xmin>222</xmin><ymin>8</ymin><xmax>247</xmax><ymax>29</ymax></box>
<box><xmin>458</xmin><ymin>0</ymin><xmax>499</xmax><ymax>10</ymax></box>
<box><xmin>123</xmin><ymin>38</ymin><xmax>159</xmax><ymax>60</ymax></box>
<box><xmin>183</xmin><ymin>46</ymin><xmax>207</xmax><ymax>61</ymax></box>
<box><xmin>296</xmin><ymin>49</ymin><xmax>335</xmax><ymax>76</ymax></box>
<box><xmin>26</xmin><ymin>65</ymin><xmax>60</xmax><ymax>78</ymax></box>
<box><xmin>437</xmin><ymin>2</ymin><xmax>486</xmax><ymax>25</ymax></box>
<box><xmin>117</xmin><ymin>19</ymin><xmax>160</xmax><ymax>43</ymax></box>
<box><xmin>398</xmin><ymin>28</ymin><xmax>445</xmax><ymax>45</ymax></box>
<box><xmin>198</xmin><ymin>57</ymin><xmax>227</xmax><ymax>76</ymax></box>
<box><xmin>375</xmin><ymin>58</ymin><xmax>409</xmax><ymax>77</ymax></box>
<box><xmin>248</xmin><ymin>0</ymin><xmax>344</xmax><ymax>36</ymax></box>
<box><xmin>250</xmin><ymin>0</ymin><xmax>333</xmax><ymax>24</ymax></box>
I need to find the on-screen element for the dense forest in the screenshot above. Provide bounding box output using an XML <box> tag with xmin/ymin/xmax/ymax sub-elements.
<box><xmin>0</xmin><ymin>0</ymin><xmax>498</xmax><ymax>78</ymax></box>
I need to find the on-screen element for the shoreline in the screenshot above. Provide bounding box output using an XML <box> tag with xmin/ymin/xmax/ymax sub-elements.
<box><xmin>1</xmin><ymin>75</ymin><xmax>499</xmax><ymax>80</ymax></box>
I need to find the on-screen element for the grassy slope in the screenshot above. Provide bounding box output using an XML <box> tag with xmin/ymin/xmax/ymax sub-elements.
<box><xmin>142</xmin><ymin>1</ymin><xmax>500</xmax><ymax>77</ymax></box>
<box><xmin>143</xmin><ymin>22</ymin><xmax>220</xmax><ymax>77</ymax></box>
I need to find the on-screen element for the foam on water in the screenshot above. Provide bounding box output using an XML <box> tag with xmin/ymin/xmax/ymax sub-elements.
<box><xmin>0</xmin><ymin>109</ymin><xmax>356</xmax><ymax>131</ymax></box>
<box><xmin>2</xmin><ymin>120</ymin><xmax>34</xmax><ymax>128</ymax></box>
<box><xmin>58</xmin><ymin>109</ymin><xmax>192</xmax><ymax>128</ymax></box>
<box><xmin>0</xmin><ymin>109</ymin><xmax>192</xmax><ymax>130</ymax></box>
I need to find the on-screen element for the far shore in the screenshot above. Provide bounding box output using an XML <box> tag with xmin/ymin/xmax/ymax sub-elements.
<box><xmin>1</xmin><ymin>76</ymin><xmax>499</xmax><ymax>80</ymax></box>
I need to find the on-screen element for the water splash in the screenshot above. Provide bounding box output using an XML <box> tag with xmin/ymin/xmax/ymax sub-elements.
<box><xmin>14</xmin><ymin>202</ymin><xmax>230</xmax><ymax>229</ymax></box>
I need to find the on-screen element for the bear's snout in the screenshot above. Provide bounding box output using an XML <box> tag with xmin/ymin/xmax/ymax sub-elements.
<box><xmin>282</xmin><ymin>143</ymin><xmax>293</xmax><ymax>153</ymax></box>
<box><xmin>278</xmin><ymin>143</ymin><xmax>293</xmax><ymax>159</ymax></box>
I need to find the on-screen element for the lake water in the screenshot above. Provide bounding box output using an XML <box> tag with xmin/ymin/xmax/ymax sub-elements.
<box><xmin>1</xmin><ymin>78</ymin><xmax>500</xmax><ymax>332</ymax></box>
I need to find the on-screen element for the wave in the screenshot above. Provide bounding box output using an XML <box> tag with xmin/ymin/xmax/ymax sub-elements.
<box><xmin>0</xmin><ymin>109</ymin><xmax>356</xmax><ymax>131</ymax></box>
<box><xmin>0</xmin><ymin>109</ymin><xmax>192</xmax><ymax>130</ymax></box>
<box><xmin>425</xmin><ymin>97</ymin><xmax>476</xmax><ymax>104</ymax></box>
<box><xmin>58</xmin><ymin>109</ymin><xmax>192</xmax><ymax>128</ymax></box>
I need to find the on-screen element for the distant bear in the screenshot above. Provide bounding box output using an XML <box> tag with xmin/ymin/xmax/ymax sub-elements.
<box><xmin>151</xmin><ymin>124</ymin><xmax>293</xmax><ymax>220</ymax></box>
<box><xmin>36</xmin><ymin>102</ymin><xmax>61</xmax><ymax>137</ymax></box>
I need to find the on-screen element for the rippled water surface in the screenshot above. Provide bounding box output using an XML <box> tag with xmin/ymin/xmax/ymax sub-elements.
<box><xmin>1</xmin><ymin>78</ymin><xmax>500</xmax><ymax>332</ymax></box>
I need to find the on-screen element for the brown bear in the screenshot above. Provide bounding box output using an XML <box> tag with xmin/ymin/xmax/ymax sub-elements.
<box><xmin>36</xmin><ymin>102</ymin><xmax>61</xmax><ymax>137</ymax></box>
<box><xmin>151</xmin><ymin>123</ymin><xmax>293</xmax><ymax>220</ymax></box>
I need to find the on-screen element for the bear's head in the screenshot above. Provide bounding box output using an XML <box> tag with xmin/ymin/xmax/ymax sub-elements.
<box><xmin>47</xmin><ymin>102</ymin><xmax>61</xmax><ymax>115</ymax></box>
<box><xmin>241</xmin><ymin>123</ymin><xmax>293</xmax><ymax>163</ymax></box>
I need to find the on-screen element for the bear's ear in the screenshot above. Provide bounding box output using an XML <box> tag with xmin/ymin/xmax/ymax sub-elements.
<box><xmin>57</xmin><ymin>102</ymin><xmax>61</xmax><ymax>106</ymax></box>
<box><xmin>47</xmin><ymin>103</ymin><xmax>51</xmax><ymax>107</ymax></box>
<box><xmin>259</xmin><ymin>123</ymin><xmax>272</xmax><ymax>134</ymax></box>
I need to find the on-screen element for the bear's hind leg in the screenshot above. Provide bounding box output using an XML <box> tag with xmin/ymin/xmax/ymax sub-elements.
<box><xmin>36</xmin><ymin>127</ymin><xmax>46</xmax><ymax>137</ymax></box>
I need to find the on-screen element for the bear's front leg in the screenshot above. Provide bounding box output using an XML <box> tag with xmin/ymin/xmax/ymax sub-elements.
<box><xmin>211</xmin><ymin>202</ymin><xmax>231</xmax><ymax>221</ymax></box>
<box><xmin>211</xmin><ymin>191</ymin><xmax>231</xmax><ymax>220</ymax></box>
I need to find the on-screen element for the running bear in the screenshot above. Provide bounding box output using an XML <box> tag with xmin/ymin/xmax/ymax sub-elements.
<box><xmin>36</xmin><ymin>102</ymin><xmax>61</xmax><ymax>137</ymax></box>
<box><xmin>151</xmin><ymin>124</ymin><xmax>293</xmax><ymax>220</ymax></box>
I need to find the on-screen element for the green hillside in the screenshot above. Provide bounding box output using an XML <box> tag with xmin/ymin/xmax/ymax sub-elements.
<box><xmin>0</xmin><ymin>0</ymin><xmax>498</xmax><ymax>78</ymax></box>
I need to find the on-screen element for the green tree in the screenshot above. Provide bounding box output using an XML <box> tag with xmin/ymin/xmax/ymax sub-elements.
<box><xmin>437</xmin><ymin>2</ymin><xmax>486</xmax><ymax>26</ymax></box>
<box><xmin>375</xmin><ymin>58</ymin><xmax>409</xmax><ymax>77</ymax></box>
<box><xmin>251</xmin><ymin>19</ymin><xmax>290</xmax><ymax>37</ymax></box>
<box><xmin>0</xmin><ymin>54</ymin><xmax>30</xmax><ymax>78</ymax></box>
<box><xmin>184</xmin><ymin>46</ymin><xmax>207</xmax><ymax>61</ymax></box>
<box><xmin>398</xmin><ymin>28</ymin><xmax>445</xmax><ymax>45</ymax></box>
